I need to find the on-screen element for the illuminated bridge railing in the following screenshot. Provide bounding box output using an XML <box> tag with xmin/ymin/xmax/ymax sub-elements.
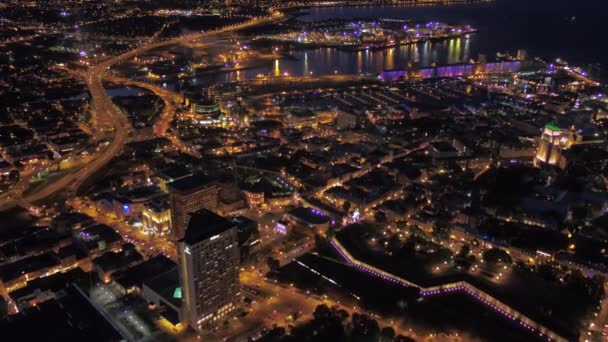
<box><xmin>329</xmin><ymin>238</ymin><xmax>567</xmax><ymax>342</ymax></box>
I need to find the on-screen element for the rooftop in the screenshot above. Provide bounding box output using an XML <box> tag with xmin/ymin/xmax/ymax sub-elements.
<box><xmin>92</xmin><ymin>244</ymin><xmax>142</xmax><ymax>273</ymax></box>
<box><xmin>75</xmin><ymin>224</ymin><xmax>122</xmax><ymax>251</ymax></box>
<box><xmin>0</xmin><ymin>253</ymin><xmax>60</xmax><ymax>283</ymax></box>
<box><xmin>0</xmin><ymin>286</ymin><xmax>121</xmax><ymax>342</ymax></box>
<box><xmin>545</xmin><ymin>122</ymin><xmax>561</xmax><ymax>132</ymax></box>
<box><xmin>157</xmin><ymin>164</ymin><xmax>193</xmax><ymax>181</ymax></box>
<box><xmin>181</xmin><ymin>209</ymin><xmax>236</xmax><ymax>245</ymax></box>
<box><xmin>288</xmin><ymin>207</ymin><xmax>331</xmax><ymax>226</ymax></box>
<box><xmin>10</xmin><ymin>268</ymin><xmax>88</xmax><ymax>301</ymax></box>
<box><xmin>430</xmin><ymin>141</ymin><xmax>458</xmax><ymax>153</ymax></box>
<box><xmin>168</xmin><ymin>173</ymin><xmax>217</xmax><ymax>194</ymax></box>
<box><xmin>112</xmin><ymin>255</ymin><xmax>176</xmax><ymax>290</ymax></box>
<box><xmin>143</xmin><ymin>268</ymin><xmax>181</xmax><ymax>308</ymax></box>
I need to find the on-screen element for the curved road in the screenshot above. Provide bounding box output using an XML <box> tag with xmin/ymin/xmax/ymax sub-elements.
<box><xmin>107</xmin><ymin>75</ymin><xmax>201</xmax><ymax>158</ymax></box>
<box><xmin>0</xmin><ymin>12</ymin><xmax>283</xmax><ymax>209</ymax></box>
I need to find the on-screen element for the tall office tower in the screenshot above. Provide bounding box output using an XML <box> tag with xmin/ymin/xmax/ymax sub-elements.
<box><xmin>178</xmin><ymin>209</ymin><xmax>241</xmax><ymax>331</ymax></box>
<box><xmin>535</xmin><ymin>122</ymin><xmax>605</xmax><ymax>168</ymax></box>
<box><xmin>535</xmin><ymin>123</ymin><xmax>565</xmax><ymax>166</ymax></box>
<box><xmin>169</xmin><ymin>174</ymin><xmax>220</xmax><ymax>240</ymax></box>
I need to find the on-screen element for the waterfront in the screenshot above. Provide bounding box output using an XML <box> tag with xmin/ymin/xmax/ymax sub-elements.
<box><xmin>296</xmin><ymin>0</ymin><xmax>608</xmax><ymax>67</ymax></box>
<box><xmin>190</xmin><ymin>0</ymin><xmax>607</xmax><ymax>86</ymax></box>
<box><xmin>2</xmin><ymin>1</ymin><xmax>608</xmax><ymax>341</ymax></box>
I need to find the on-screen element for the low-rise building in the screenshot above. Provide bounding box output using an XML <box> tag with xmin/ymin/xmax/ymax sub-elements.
<box><xmin>91</xmin><ymin>244</ymin><xmax>143</xmax><ymax>283</ymax></box>
<box><xmin>142</xmin><ymin>199</ymin><xmax>172</xmax><ymax>236</ymax></box>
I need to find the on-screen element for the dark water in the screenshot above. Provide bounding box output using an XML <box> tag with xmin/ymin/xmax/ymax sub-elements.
<box><xmin>191</xmin><ymin>42</ymin><xmax>474</xmax><ymax>85</ymax></box>
<box><xmin>299</xmin><ymin>0</ymin><xmax>608</xmax><ymax>66</ymax></box>
<box><xmin>191</xmin><ymin>0</ymin><xmax>608</xmax><ymax>85</ymax></box>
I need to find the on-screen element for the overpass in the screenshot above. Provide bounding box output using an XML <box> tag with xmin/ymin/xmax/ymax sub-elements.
<box><xmin>0</xmin><ymin>12</ymin><xmax>284</xmax><ymax>209</ymax></box>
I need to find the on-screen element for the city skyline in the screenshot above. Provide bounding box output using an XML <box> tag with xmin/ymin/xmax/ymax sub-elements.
<box><xmin>0</xmin><ymin>1</ymin><xmax>606</xmax><ymax>341</ymax></box>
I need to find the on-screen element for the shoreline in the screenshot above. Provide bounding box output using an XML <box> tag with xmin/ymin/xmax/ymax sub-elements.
<box><xmin>252</xmin><ymin>31</ymin><xmax>477</xmax><ymax>53</ymax></box>
<box><xmin>252</xmin><ymin>31</ymin><xmax>477</xmax><ymax>52</ymax></box>
<box><xmin>280</xmin><ymin>0</ymin><xmax>495</xmax><ymax>15</ymax></box>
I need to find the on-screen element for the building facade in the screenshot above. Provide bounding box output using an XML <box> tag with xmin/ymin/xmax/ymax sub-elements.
<box><xmin>168</xmin><ymin>175</ymin><xmax>220</xmax><ymax>240</ymax></box>
<box><xmin>535</xmin><ymin>123</ymin><xmax>605</xmax><ymax>168</ymax></box>
<box><xmin>142</xmin><ymin>201</ymin><xmax>172</xmax><ymax>236</ymax></box>
<box><xmin>535</xmin><ymin>123</ymin><xmax>566</xmax><ymax>166</ymax></box>
<box><xmin>178</xmin><ymin>210</ymin><xmax>241</xmax><ymax>331</ymax></box>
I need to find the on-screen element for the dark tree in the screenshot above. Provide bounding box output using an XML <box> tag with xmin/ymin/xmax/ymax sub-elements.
<box><xmin>350</xmin><ymin>313</ymin><xmax>380</xmax><ymax>342</ymax></box>
<box><xmin>313</xmin><ymin>304</ymin><xmax>332</xmax><ymax>321</ymax></box>
<box><xmin>335</xmin><ymin>308</ymin><xmax>349</xmax><ymax>322</ymax></box>
<box><xmin>431</xmin><ymin>218</ymin><xmax>450</xmax><ymax>238</ymax></box>
<box><xmin>395</xmin><ymin>336</ymin><xmax>416</xmax><ymax>342</ymax></box>
<box><xmin>381</xmin><ymin>327</ymin><xmax>396</xmax><ymax>342</ymax></box>
<box><xmin>257</xmin><ymin>327</ymin><xmax>286</xmax><ymax>341</ymax></box>
<box><xmin>431</xmin><ymin>247</ymin><xmax>453</xmax><ymax>264</ymax></box>
<box><xmin>537</xmin><ymin>264</ymin><xmax>559</xmax><ymax>283</ymax></box>
<box><xmin>482</xmin><ymin>248</ymin><xmax>512</xmax><ymax>265</ymax></box>
<box><xmin>266</xmin><ymin>256</ymin><xmax>280</xmax><ymax>271</ymax></box>
<box><xmin>457</xmin><ymin>244</ymin><xmax>470</xmax><ymax>258</ymax></box>
<box><xmin>374</xmin><ymin>210</ymin><xmax>387</xmax><ymax>223</ymax></box>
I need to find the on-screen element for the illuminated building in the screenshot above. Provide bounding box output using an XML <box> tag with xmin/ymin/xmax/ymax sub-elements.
<box><xmin>241</xmin><ymin>175</ymin><xmax>295</xmax><ymax>208</ymax></box>
<box><xmin>535</xmin><ymin>123</ymin><xmax>566</xmax><ymax>166</ymax></box>
<box><xmin>315</xmin><ymin>110</ymin><xmax>337</xmax><ymax>125</ymax></box>
<box><xmin>184</xmin><ymin>93</ymin><xmax>223</xmax><ymax>127</ymax></box>
<box><xmin>178</xmin><ymin>210</ymin><xmax>240</xmax><ymax>332</ymax></box>
<box><xmin>169</xmin><ymin>174</ymin><xmax>220</xmax><ymax>240</ymax></box>
<box><xmin>275</xmin><ymin>220</ymin><xmax>288</xmax><ymax>235</ymax></box>
<box><xmin>284</xmin><ymin>108</ymin><xmax>317</xmax><ymax>129</ymax></box>
<box><xmin>0</xmin><ymin>253</ymin><xmax>76</xmax><ymax>294</ymax></box>
<box><xmin>11</xmin><ymin>268</ymin><xmax>88</xmax><ymax>311</ymax></box>
<box><xmin>218</xmin><ymin>182</ymin><xmax>246</xmax><ymax>215</ymax></box>
<box><xmin>379</xmin><ymin>61</ymin><xmax>522</xmax><ymax>81</ymax></box>
<box><xmin>112</xmin><ymin>186</ymin><xmax>166</xmax><ymax>222</ymax></box>
<box><xmin>535</xmin><ymin>123</ymin><xmax>604</xmax><ymax>167</ymax></box>
<box><xmin>189</xmin><ymin>98</ymin><xmax>221</xmax><ymax>116</ymax></box>
<box><xmin>242</xmin><ymin>190</ymin><xmax>264</xmax><ymax>209</ymax></box>
<box><xmin>284</xmin><ymin>207</ymin><xmax>331</xmax><ymax>233</ymax></box>
<box><xmin>142</xmin><ymin>201</ymin><xmax>172</xmax><ymax>236</ymax></box>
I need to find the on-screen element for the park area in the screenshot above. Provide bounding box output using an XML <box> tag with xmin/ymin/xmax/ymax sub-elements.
<box><xmin>271</xmin><ymin>223</ymin><xmax>605</xmax><ymax>341</ymax></box>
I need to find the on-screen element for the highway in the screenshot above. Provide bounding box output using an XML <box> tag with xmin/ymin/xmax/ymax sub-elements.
<box><xmin>104</xmin><ymin>75</ymin><xmax>201</xmax><ymax>158</ymax></box>
<box><xmin>0</xmin><ymin>12</ymin><xmax>283</xmax><ymax>209</ymax></box>
<box><xmin>61</xmin><ymin>12</ymin><xmax>283</xmax><ymax>196</ymax></box>
<box><xmin>21</xmin><ymin>69</ymin><xmax>132</xmax><ymax>204</ymax></box>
